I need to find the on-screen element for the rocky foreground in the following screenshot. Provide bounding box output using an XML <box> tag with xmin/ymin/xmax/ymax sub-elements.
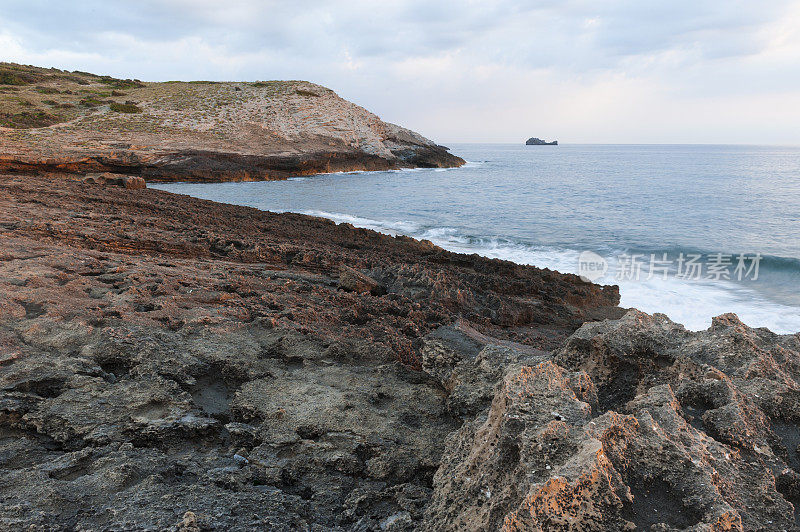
<box><xmin>0</xmin><ymin>175</ymin><xmax>799</xmax><ymax>531</ymax></box>
<box><xmin>0</xmin><ymin>63</ymin><xmax>463</xmax><ymax>181</ymax></box>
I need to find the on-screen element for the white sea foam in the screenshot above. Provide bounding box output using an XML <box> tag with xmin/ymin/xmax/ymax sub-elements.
<box><xmin>302</xmin><ymin>210</ymin><xmax>800</xmax><ymax>334</ymax></box>
<box><xmin>299</xmin><ymin>210</ymin><xmax>421</xmax><ymax>235</ymax></box>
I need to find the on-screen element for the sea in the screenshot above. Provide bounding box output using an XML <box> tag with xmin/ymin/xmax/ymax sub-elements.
<box><xmin>152</xmin><ymin>144</ymin><xmax>800</xmax><ymax>334</ymax></box>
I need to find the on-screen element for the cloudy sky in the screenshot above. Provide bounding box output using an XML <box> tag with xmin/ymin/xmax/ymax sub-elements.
<box><xmin>2</xmin><ymin>1</ymin><xmax>800</xmax><ymax>144</ymax></box>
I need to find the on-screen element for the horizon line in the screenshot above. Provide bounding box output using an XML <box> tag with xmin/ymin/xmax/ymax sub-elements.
<box><xmin>445</xmin><ymin>142</ymin><xmax>800</xmax><ymax>147</ymax></box>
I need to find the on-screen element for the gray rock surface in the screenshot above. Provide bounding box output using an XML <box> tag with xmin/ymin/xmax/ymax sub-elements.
<box><xmin>423</xmin><ymin>310</ymin><xmax>800</xmax><ymax>531</ymax></box>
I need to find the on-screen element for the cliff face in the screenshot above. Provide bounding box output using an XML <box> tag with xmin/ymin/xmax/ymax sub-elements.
<box><xmin>0</xmin><ymin>63</ymin><xmax>463</xmax><ymax>181</ymax></box>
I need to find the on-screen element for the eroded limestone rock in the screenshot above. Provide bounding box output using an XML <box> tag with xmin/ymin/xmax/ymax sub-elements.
<box><xmin>423</xmin><ymin>311</ymin><xmax>800</xmax><ymax>531</ymax></box>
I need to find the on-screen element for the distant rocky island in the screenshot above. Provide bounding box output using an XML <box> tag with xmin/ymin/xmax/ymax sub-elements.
<box><xmin>526</xmin><ymin>137</ymin><xmax>558</xmax><ymax>145</ymax></box>
<box><xmin>0</xmin><ymin>62</ymin><xmax>464</xmax><ymax>182</ymax></box>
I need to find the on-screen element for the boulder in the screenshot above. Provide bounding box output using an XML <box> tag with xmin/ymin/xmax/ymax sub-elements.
<box><xmin>338</xmin><ymin>265</ymin><xmax>385</xmax><ymax>295</ymax></box>
<box><xmin>122</xmin><ymin>176</ymin><xmax>146</xmax><ymax>189</ymax></box>
<box><xmin>82</xmin><ymin>172</ymin><xmax>146</xmax><ymax>189</ymax></box>
<box><xmin>423</xmin><ymin>310</ymin><xmax>800</xmax><ymax>530</ymax></box>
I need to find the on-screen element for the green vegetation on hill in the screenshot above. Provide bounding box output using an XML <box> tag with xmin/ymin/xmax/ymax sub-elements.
<box><xmin>0</xmin><ymin>62</ymin><xmax>325</xmax><ymax>138</ymax></box>
<box><xmin>109</xmin><ymin>102</ymin><xmax>143</xmax><ymax>114</ymax></box>
<box><xmin>0</xmin><ymin>110</ymin><xmax>58</xmax><ymax>129</ymax></box>
<box><xmin>0</xmin><ymin>62</ymin><xmax>148</xmax><ymax>129</ymax></box>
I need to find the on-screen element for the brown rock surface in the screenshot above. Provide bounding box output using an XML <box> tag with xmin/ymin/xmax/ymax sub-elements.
<box><xmin>0</xmin><ymin>63</ymin><xmax>464</xmax><ymax>182</ymax></box>
<box><xmin>339</xmin><ymin>265</ymin><xmax>385</xmax><ymax>295</ymax></box>
<box><xmin>83</xmin><ymin>172</ymin><xmax>147</xmax><ymax>189</ymax></box>
<box><xmin>0</xmin><ymin>174</ymin><xmax>618</xmax><ymax>530</ymax></box>
<box><xmin>2</xmin><ymin>173</ymin><xmax>797</xmax><ymax>530</ymax></box>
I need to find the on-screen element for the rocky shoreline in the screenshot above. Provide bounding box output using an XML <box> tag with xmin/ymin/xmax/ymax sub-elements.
<box><xmin>0</xmin><ymin>63</ymin><xmax>464</xmax><ymax>183</ymax></box>
<box><xmin>1</xmin><ymin>175</ymin><xmax>798</xmax><ymax>530</ymax></box>
<box><xmin>0</xmin><ymin>144</ymin><xmax>461</xmax><ymax>184</ymax></box>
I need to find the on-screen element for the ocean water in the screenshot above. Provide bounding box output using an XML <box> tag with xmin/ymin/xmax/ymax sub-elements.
<box><xmin>152</xmin><ymin>144</ymin><xmax>800</xmax><ymax>334</ymax></box>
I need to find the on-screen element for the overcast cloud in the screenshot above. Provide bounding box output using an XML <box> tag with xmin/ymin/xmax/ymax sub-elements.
<box><xmin>2</xmin><ymin>1</ymin><xmax>800</xmax><ymax>143</ymax></box>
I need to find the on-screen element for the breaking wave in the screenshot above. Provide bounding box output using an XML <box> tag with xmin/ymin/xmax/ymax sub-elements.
<box><xmin>300</xmin><ymin>210</ymin><xmax>800</xmax><ymax>334</ymax></box>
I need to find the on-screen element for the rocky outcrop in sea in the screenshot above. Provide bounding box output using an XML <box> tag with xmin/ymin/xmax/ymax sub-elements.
<box><xmin>526</xmin><ymin>137</ymin><xmax>558</xmax><ymax>146</ymax></box>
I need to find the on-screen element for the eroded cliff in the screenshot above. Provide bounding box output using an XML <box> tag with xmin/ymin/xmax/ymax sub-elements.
<box><xmin>0</xmin><ymin>63</ymin><xmax>463</xmax><ymax>181</ymax></box>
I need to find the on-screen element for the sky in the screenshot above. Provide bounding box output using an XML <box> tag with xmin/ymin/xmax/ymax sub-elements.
<box><xmin>2</xmin><ymin>1</ymin><xmax>800</xmax><ymax>144</ymax></box>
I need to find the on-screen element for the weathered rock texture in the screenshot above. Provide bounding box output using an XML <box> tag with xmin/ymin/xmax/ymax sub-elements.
<box><xmin>424</xmin><ymin>311</ymin><xmax>800</xmax><ymax>531</ymax></box>
<box><xmin>3</xmin><ymin>176</ymin><xmax>797</xmax><ymax>532</ymax></box>
<box><xmin>0</xmin><ymin>174</ymin><xmax>620</xmax><ymax>530</ymax></box>
<box><xmin>2</xmin><ymin>173</ymin><xmax>798</xmax><ymax>530</ymax></box>
<box><xmin>0</xmin><ymin>63</ymin><xmax>463</xmax><ymax>182</ymax></box>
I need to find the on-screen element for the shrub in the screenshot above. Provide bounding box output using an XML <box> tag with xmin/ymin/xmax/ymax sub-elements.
<box><xmin>0</xmin><ymin>70</ymin><xmax>29</xmax><ymax>86</ymax></box>
<box><xmin>0</xmin><ymin>66</ymin><xmax>44</xmax><ymax>85</ymax></box>
<box><xmin>295</xmin><ymin>89</ymin><xmax>320</xmax><ymax>97</ymax></box>
<box><xmin>35</xmin><ymin>86</ymin><xmax>60</xmax><ymax>94</ymax></box>
<box><xmin>0</xmin><ymin>110</ymin><xmax>59</xmax><ymax>128</ymax></box>
<box><xmin>81</xmin><ymin>89</ymin><xmax>112</xmax><ymax>97</ymax></box>
<box><xmin>52</xmin><ymin>73</ymin><xmax>89</xmax><ymax>85</ymax></box>
<box><xmin>109</xmin><ymin>102</ymin><xmax>143</xmax><ymax>113</ymax></box>
<box><xmin>98</xmin><ymin>76</ymin><xmax>145</xmax><ymax>89</ymax></box>
<box><xmin>80</xmin><ymin>97</ymin><xmax>104</xmax><ymax>107</ymax></box>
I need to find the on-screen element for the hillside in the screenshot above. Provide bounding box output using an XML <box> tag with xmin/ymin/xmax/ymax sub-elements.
<box><xmin>0</xmin><ymin>63</ymin><xmax>463</xmax><ymax>181</ymax></box>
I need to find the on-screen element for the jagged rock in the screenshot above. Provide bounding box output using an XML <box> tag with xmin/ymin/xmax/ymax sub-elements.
<box><xmin>122</xmin><ymin>175</ymin><xmax>146</xmax><ymax>189</ymax></box>
<box><xmin>424</xmin><ymin>361</ymin><xmax>632</xmax><ymax>531</ymax></box>
<box><xmin>339</xmin><ymin>265</ymin><xmax>385</xmax><ymax>295</ymax></box>
<box><xmin>424</xmin><ymin>310</ymin><xmax>800</xmax><ymax>531</ymax></box>
<box><xmin>421</xmin><ymin>322</ymin><xmax>550</xmax><ymax>418</ymax></box>
<box><xmin>83</xmin><ymin>172</ymin><xmax>146</xmax><ymax>189</ymax></box>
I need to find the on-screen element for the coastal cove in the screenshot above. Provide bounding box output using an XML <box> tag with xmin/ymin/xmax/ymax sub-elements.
<box><xmin>154</xmin><ymin>143</ymin><xmax>800</xmax><ymax>334</ymax></box>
